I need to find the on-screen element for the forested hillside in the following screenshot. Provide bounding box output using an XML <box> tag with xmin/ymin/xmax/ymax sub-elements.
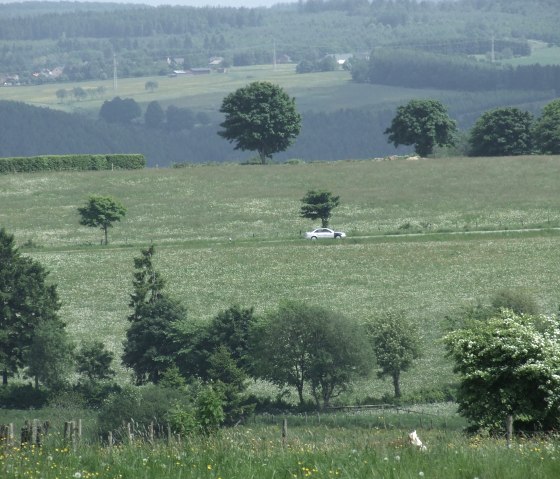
<box><xmin>0</xmin><ymin>0</ymin><xmax>558</xmax><ymax>163</ymax></box>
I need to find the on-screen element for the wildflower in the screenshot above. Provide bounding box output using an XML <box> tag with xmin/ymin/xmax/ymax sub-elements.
<box><xmin>419</xmin><ymin>472</ymin><xmax>424</xmax><ymax>477</ymax></box>
<box><xmin>207</xmin><ymin>464</ymin><xmax>212</xmax><ymax>470</ymax></box>
<box><xmin>395</xmin><ymin>455</ymin><xmax>401</xmax><ymax>461</ymax></box>
<box><xmin>74</xmin><ymin>473</ymin><xmax>82</xmax><ymax>479</ymax></box>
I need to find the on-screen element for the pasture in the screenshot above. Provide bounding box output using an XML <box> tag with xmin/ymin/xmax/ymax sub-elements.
<box><xmin>0</xmin><ymin>63</ymin><xmax>464</xmax><ymax>117</ymax></box>
<box><xmin>2</xmin><ymin>156</ymin><xmax>560</xmax><ymax>401</ymax></box>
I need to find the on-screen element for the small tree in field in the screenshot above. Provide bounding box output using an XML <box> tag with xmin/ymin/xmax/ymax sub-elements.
<box><xmin>367</xmin><ymin>312</ymin><xmax>422</xmax><ymax>399</ymax></box>
<box><xmin>218</xmin><ymin>81</ymin><xmax>301</xmax><ymax>164</ymax></box>
<box><xmin>300</xmin><ymin>190</ymin><xmax>340</xmax><ymax>228</ymax></box>
<box><xmin>444</xmin><ymin>310</ymin><xmax>560</xmax><ymax>432</ymax></box>
<box><xmin>385</xmin><ymin>99</ymin><xmax>457</xmax><ymax>156</ymax></box>
<box><xmin>78</xmin><ymin>195</ymin><xmax>126</xmax><ymax>245</ymax></box>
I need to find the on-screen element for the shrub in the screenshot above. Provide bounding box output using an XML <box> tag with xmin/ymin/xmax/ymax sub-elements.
<box><xmin>0</xmin><ymin>384</ymin><xmax>48</xmax><ymax>409</ymax></box>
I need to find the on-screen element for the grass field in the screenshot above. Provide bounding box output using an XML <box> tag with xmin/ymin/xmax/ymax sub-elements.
<box><xmin>0</xmin><ymin>63</ymin><xmax>462</xmax><ymax>118</ymax></box>
<box><xmin>2</xmin><ymin>156</ymin><xmax>560</xmax><ymax>401</ymax></box>
<box><xmin>2</xmin><ymin>412</ymin><xmax>560</xmax><ymax>479</ymax></box>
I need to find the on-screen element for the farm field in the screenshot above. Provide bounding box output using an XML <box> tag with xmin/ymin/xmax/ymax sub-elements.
<box><xmin>2</xmin><ymin>156</ymin><xmax>560</xmax><ymax>400</ymax></box>
<box><xmin>0</xmin><ymin>63</ymin><xmax>464</xmax><ymax>117</ymax></box>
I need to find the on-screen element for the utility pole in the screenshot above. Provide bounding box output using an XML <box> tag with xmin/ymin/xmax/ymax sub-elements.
<box><xmin>113</xmin><ymin>54</ymin><xmax>118</xmax><ymax>91</ymax></box>
<box><xmin>273</xmin><ymin>39</ymin><xmax>277</xmax><ymax>70</ymax></box>
<box><xmin>491</xmin><ymin>34</ymin><xmax>495</xmax><ymax>63</ymax></box>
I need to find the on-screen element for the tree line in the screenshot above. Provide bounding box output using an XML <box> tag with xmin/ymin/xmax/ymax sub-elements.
<box><xmin>352</xmin><ymin>48</ymin><xmax>560</xmax><ymax>92</ymax></box>
<box><xmin>384</xmin><ymin>97</ymin><xmax>560</xmax><ymax>157</ymax></box>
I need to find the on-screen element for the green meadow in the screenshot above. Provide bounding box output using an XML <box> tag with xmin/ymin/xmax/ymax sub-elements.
<box><xmin>0</xmin><ymin>63</ymin><xmax>464</xmax><ymax>116</ymax></box>
<box><xmin>2</xmin><ymin>156</ymin><xmax>560</xmax><ymax>400</ymax></box>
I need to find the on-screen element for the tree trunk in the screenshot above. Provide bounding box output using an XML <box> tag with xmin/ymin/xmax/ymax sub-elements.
<box><xmin>103</xmin><ymin>225</ymin><xmax>108</xmax><ymax>245</ymax></box>
<box><xmin>34</xmin><ymin>375</ymin><xmax>39</xmax><ymax>389</ymax></box>
<box><xmin>2</xmin><ymin>369</ymin><xmax>7</xmax><ymax>385</ymax></box>
<box><xmin>297</xmin><ymin>383</ymin><xmax>304</xmax><ymax>405</ymax></box>
<box><xmin>392</xmin><ymin>371</ymin><xmax>401</xmax><ymax>398</ymax></box>
<box><xmin>258</xmin><ymin>149</ymin><xmax>267</xmax><ymax>165</ymax></box>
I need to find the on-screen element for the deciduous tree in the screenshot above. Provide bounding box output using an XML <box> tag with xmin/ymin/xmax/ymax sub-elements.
<box><xmin>367</xmin><ymin>312</ymin><xmax>421</xmax><ymax>399</ymax></box>
<box><xmin>300</xmin><ymin>190</ymin><xmax>340</xmax><ymax>228</ymax></box>
<box><xmin>218</xmin><ymin>81</ymin><xmax>301</xmax><ymax>164</ymax></box>
<box><xmin>99</xmin><ymin>96</ymin><xmax>141</xmax><ymax>124</ymax></box>
<box><xmin>252</xmin><ymin>301</ymin><xmax>372</xmax><ymax>408</ymax></box>
<box><xmin>444</xmin><ymin>310</ymin><xmax>560</xmax><ymax>432</ymax></box>
<box><xmin>468</xmin><ymin>107</ymin><xmax>533</xmax><ymax>157</ymax></box>
<box><xmin>385</xmin><ymin>99</ymin><xmax>457</xmax><ymax>156</ymax></box>
<box><xmin>26</xmin><ymin>318</ymin><xmax>73</xmax><ymax>390</ymax></box>
<box><xmin>533</xmin><ymin>98</ymin><xmax>560</xmax><ymax>154</ymax></box>
<box><xmin>77</xmin><ymin>195</ymin><xmax>126</xmax><ymax>245</ymax></box>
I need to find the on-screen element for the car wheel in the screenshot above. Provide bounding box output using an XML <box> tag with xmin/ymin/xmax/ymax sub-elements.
<box><xmin>335</xmin><ymin>235</ymin><xmax>341</xmax><ymax>239</ymax></box>
<box><xmin>311</xmin><ymin>236</ymin><xmax>317</xmax><ymax>240</ymax></box>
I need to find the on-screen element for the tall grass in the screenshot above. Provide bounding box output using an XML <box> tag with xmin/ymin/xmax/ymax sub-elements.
<box><xmin>1</xmin><ymin>419</ymin><xmax>560</xmax><ymax>479</ymax></box>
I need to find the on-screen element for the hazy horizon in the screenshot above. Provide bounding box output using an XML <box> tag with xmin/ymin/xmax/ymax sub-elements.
<box><xmin>0</xmin><ymin>0</ymin><xmax>453</xmax><ymax>9</ymax></box>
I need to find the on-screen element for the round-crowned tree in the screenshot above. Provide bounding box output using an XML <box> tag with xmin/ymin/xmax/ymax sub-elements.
<box><xmin>468</xmin><ymin>107</ymin><xmax>533</xmax><ymax>157</ymax></box>
<box><xmin>384</xmin><ymin>99</ymin><xmax>457</xmax><ymax>157</ymax></box>
<box><xmin>218</xmin><ymin>81</ymin><xmax>301</xmax><ymax>164</ymax></box>
<box><xmin>534</xmin><ymin>99</ymin><xmax>560</xmax><ymax>154</ymax></box>
<box><xmin>444</xmin><ymin>310</ymin><xmax>560</xmax><ymax>432</ymax></box>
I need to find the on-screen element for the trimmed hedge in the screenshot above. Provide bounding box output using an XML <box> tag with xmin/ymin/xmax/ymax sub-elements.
<box><xmin>0</xmin><ymin>154</ymin><xmax>145</xmax><ymax>174</ymax></box>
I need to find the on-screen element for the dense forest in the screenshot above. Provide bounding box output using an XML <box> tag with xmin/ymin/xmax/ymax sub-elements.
<box><xmin>0</xmin><ymin>0</ymin><xmax>558</xmax><ymax>83</ymax></box>
<box><xmin>0</xmin><ymin>0</ymin><xmax>559</xmax><ymax>163</ymax></box>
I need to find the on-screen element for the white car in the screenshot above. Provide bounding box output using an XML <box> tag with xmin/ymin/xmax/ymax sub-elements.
<box><xmin>304</xmin><ymin>228</ymin><xmax>346</xmax><ymax>240</ymax></box>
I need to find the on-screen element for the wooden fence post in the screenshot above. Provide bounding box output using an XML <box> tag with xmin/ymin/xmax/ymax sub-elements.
<box><xmin>506</xmin><ymin>414</ymin><xmax>513</xmax><ymax>448</ymax></box>
<box><xmin>0</xmin><ymin>423</ymin><xmax>15</xmax><ymax>447</ymax></box>
<box><xmin>282</xmin><ymin>418</ymin><xmax>288</xmax><ymax>447</ymax></box>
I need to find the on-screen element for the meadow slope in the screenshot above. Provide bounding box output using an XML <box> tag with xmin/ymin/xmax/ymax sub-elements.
<box><xmin>2</xmin><ymin>156</ymin><xmax>560</xmax><ymax>401</ymax></box>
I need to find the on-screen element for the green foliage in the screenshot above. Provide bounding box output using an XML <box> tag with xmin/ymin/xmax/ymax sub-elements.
<box><xmin>97</xmin><ymin>384</ymin><xmax>189</xmax><ymax>436</ymax></box>
<box><xmin>99</xmin><ymin>96</ymin><xmax>142</xmax><ymax>124</ymax></box>
<box><xmin>0</xmin><ymin>228</ymin><xmax>61</xmax><ymax>384</ymax></box>
<box><xmin>77</xmin><ymin>195</ymin><xmax>126</xmax><ymax>245</ymax></box>
<box><xmin>534</xmin><ymin>98</ymin><xmax>560</xmax><ymax>154</ymax></box>
<box><xmin>144</xmin><ymin>101</ymin><xmax>165</xmax><ymax>129</ymax></box>
<box><xmin>218</xmin><ymin>81</ymin><xmax>302</xmax><ymax>164</ymax></box>
<box><xmin>385</xmin><ymin>99</ymin><xmax>457</xmax><ymax>157</ymax></box>
<box><xmin>75</xmin><ymin>340</ymin><xmax>116</xmax><ymax>382</ymax></box>
<box><xmin>122</xmin><ymin>296</ymin><xmax>185</xmax><ymax>385</ymax></box>
<box><xmin>0</xmin><ymin>154</ymin><xmax>145</xmax><ymax>174</ymax></box>
<box><xmin>178</xmin><ymin>305</ymin><xmax>256</xmax><ymax>379</ymax></box>
<box><xmin>195</xmin><ymin>385</ymin><xmax>225</xmax><ymax>434</ymax></box>
<box><xmin>491</xmin><ymin>289</ymin><xmax>540</xmax><ymax>316</ymax></box>
<box><xmin>128</xmin><ymin>245</ymin><xmax>166</xmax><ymax>320</ymax></box>
<box><xmin>444</xmin><ymin>310</ymin><xmax>560</xmax><ymax>432</ymax></box>
<box><xmin>26</xmin><ymin>318</ymin><xmax>74</xmax><ymax>391</ymax></box>
<box><xmin>145</xmin><ymin>80</ymin><xmax>159</xmax><ymax>92</ymax></box>
<box><xmin>123</xmin><ymin>245</ymin><xmax>185</xmax><ymax>385</ymax></box>
<box><xmin>0</xmin><ymin>384</ymin><xmax>48</xmax><ymax>409</ymax></box>
<box><xmin>208</xmin><ymin>346</ymin><xmax>254</xmax><ymax>425</ymax></box>
<box><xmin>300</xmin><ymin>189</ymin><xmax>340</xmax><ymax>228</ymax></box>
<box><xmin>469</xmin><ymin>107</ymin><xmax>534</xmax><ymax>157</ymax></box>
<box><xmin>367</xmin><ymin>312</ymin><xmax>422</xmax><ymax>399</ymax></box>
<box><xmin>253</xmin><ymin>301</ymin><xmax>373</xmax><ymax>408</ymax></box>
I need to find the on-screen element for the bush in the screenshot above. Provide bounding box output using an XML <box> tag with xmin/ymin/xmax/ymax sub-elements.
<box><xmin>0</xmin><ymin>384</ymin><xmax>48</xmax><ymax>409</ymax></box>
<box><xmin>0</xmin><ymin>154</ymin><xmax>145</xmax><ymax>174</ymax></box>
